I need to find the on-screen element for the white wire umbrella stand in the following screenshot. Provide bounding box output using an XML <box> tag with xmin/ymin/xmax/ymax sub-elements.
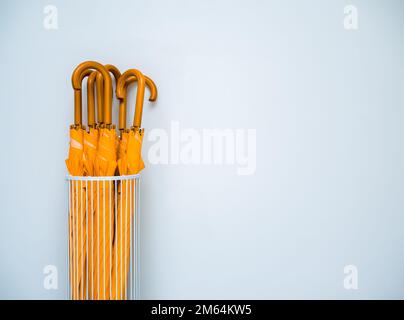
<box><xmin>66</xmin><ymin>174</ymin><xmax>141</xmax><ymax>300</ymax></box>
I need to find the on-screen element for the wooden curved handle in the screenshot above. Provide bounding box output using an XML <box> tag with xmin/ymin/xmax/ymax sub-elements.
<box><xmin>89</xmin><ymin>64</ymin><xmax>121</xmax><ymax>125</ymax></box>
<box><xmin>86</xmin><ymin>72</ymin><xmax>97</xmax><ymax>127</ymax></box>
<box><xmin>105</xmin><ymin>64</ymin><xmax>121</xmax><ymax>82</ymax></box>
<box><xmin>70</xmin><ymin>69</ymin><xmax>92</xmax><ymax>126</ymax></box>
<box><xmin>71</xmin><ymin>61</ymin><xmax>113</xmax><ymax>125</ymax></box>
<box><xmin>116</xmin><ymin>72</ymin><xmax>157</xmax><ymax>130</ymax></box>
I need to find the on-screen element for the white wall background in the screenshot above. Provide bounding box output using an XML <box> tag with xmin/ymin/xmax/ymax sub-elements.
<box><xmin>0</xmin><ymin>0</ymin><xmax>403</xmax><ymax>299</ymax></box>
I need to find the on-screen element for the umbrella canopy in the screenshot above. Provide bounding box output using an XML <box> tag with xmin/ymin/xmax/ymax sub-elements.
<box><xmin>112</xmin><ymin>69</ymin><xmax>157</xmax><ymax>299</ymax></box>
<box><xmin>66</xmin><ymin>127</ymin><xmax>84</xmax><ymax>301</ymax></box>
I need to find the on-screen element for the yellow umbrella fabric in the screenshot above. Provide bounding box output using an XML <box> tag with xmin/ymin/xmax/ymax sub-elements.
<box><xmin>66</xmin><ymin>127</ymin><xmax>83</xmax><ymax>300</ymax></box>
<box><xmin>93</xmin><ymin>128</ymin><xmax>116</xmax><ymax>300</ymax></box>
<box><xmin>111</xmin><ymin>69</ymin><xmax>157</xmax><ymax>299</ymax></box>
<box><xmin>66</xmin><ymin>128</ymin><xmax>85</xmax><ymax>176</ymax></box>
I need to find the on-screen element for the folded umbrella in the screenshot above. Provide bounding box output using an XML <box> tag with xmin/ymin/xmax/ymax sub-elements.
<box><xmin>71</xmin><ymin>61</ymin><xmax>113</xmax><ymax>300</ymax></box>
<box><xmin>112</xmin><ymin>69</ymin><xmax>157</xmax><ymax>299</ymax></box>
<box><xmin>84</xmin><ymin>70</ymin><xmax>101</xmax><ymax>299</ymax></box>
<box><xmin>117</xmin><ymin>74</ymin><xmax>157</xmax><ymax>173</ymax></box>
<box><xmin>85</xmin><ymin>65</ymin><xmax>121</xmax><ymax>300</ymax></box>
<box><xmin>90</xmin><ymin>65</ymin><xmax>119</xmax><ymax>300</ymax></box>
<box><xmin>66</xmin><ymin>67</ymin><xmax>96</xmax><ymax>299</ymax></box>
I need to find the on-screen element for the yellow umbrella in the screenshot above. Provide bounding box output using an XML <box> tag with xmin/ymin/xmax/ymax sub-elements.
<box><xmin>71</xmin><ymin>61</ymin><xmax>113</xmax><ymax>300</ymax></box>
<box><xmin>66</xmin><ymin>68</ymin><xmax>93</xmax><ymax>175</ymax></box>
<box><xmin>90</xmin><ymin>65</ymin><xmax>120</xmax><ymax>300</ymax></box>
<box><xmin>84</xmin><ymin>70</ymin><xmax>102</xmax><ymax>299</ymax></box>
<box><xmin>112</xmin><ymin>69</ymin><xmax>157</xmax><ymax>299</ymax></box>
<box><xmin>117</xmin><ymin>74</ymin><xmax>157</xmax><ymax>172</ymax></box>
<box><xmin>78</xmin><ymin>70</ymin><xmax>107</xmax><ymax>299</ymax></box>
<box><xmin>86</xmin><ymin>65</ymin><xmax>121</xmax><ymax>300</ymax></box>
<box><xmin>66</xmin><ymin>67</ymin><xmax>97</xmax><ymax>300</ymax></box>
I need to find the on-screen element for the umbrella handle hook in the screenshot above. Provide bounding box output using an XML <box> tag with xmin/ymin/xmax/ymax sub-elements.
<box><xmin>72</xmin><ymin>61</ymin><xmax>113</xmax><ymax>127</ymax></box>
<box><xmin>86</xmin><ymin>71</ymin><xmax>99</xmax><ymax>127</ymax></box>
<box><xmin>88</xmin><ymin>65</ymin><xmax>121</xmax><ymax>126</ymax></box>
<box><xmin>70</xmin><ymin>69</ymin><xmax>92</xmax><ymax>128</ymax></box>
<box><xmin>116</xmin><ymin>71</ymin><xmax>157</xmax><ymax>131</ymax></box>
